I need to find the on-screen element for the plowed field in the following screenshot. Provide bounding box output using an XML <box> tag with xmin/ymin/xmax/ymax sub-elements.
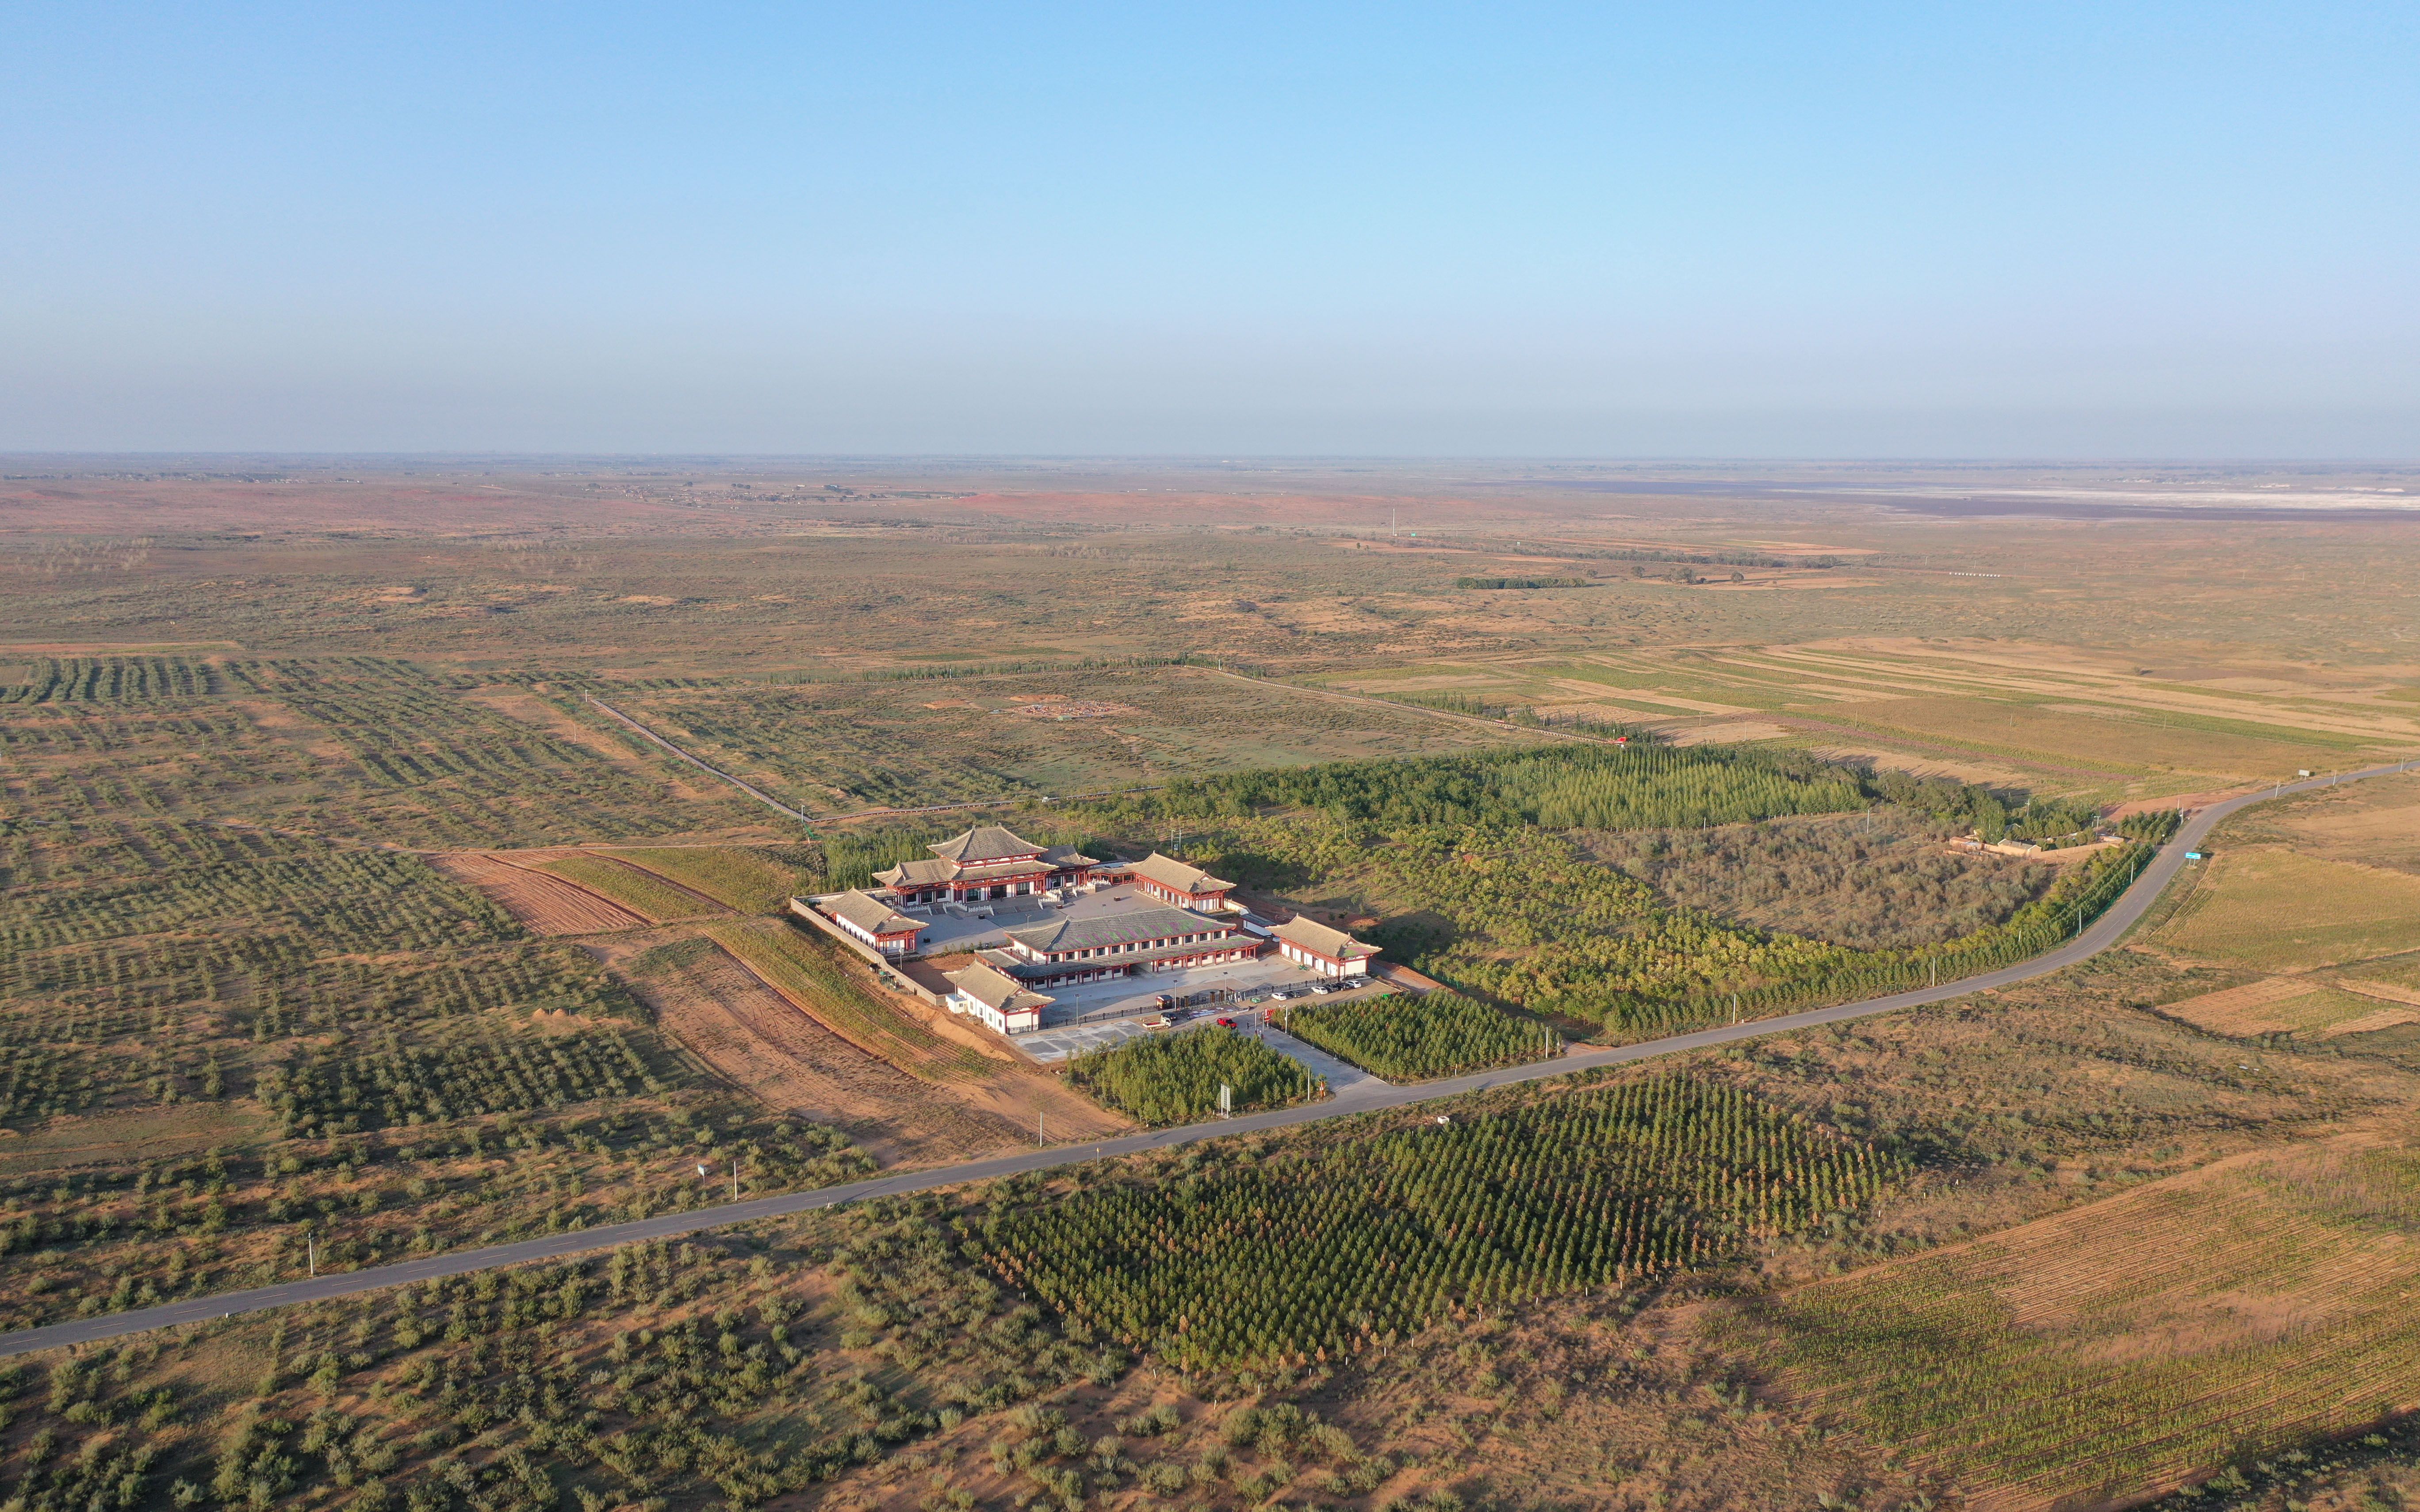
<box><xmin>429</xmin><ymin>852</ymin><xmax>649</xmax><ymax>935</ymax></box>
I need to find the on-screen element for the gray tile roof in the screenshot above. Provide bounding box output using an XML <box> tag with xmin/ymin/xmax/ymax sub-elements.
<box><xmin>1005</xmin><ymin>904</ymin><xmax>1239</xmax><ymax>957</ymax></box>
<box><xmin>945</xmin><ymin>958</ymin><xmax>1053</xmax><ymax>1013</ymax></box>
<box><xmin>930</xmin><ymin>825</ymin><xmax>1044</xmax><ymax>864</ymax></box>
<box><xmin>875</xmin><ymin>857</ymin><xmax>955</xmax><ymax>886</ymax></box>
<box><xmin>1271</xmin><ymin>914</ymin><xmax>1376</xmax><ymax>960</ymax></box>
<box><xmin>1132</xmin><ymin>851</ymin><xmax>1236</xmax><ymax>894</ymax></box>
<box><xmin>825</xmin><ymin>889</ymin><xmax>923</xmax><ymax>937</ymax></box>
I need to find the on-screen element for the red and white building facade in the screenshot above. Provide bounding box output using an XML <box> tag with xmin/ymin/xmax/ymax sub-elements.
<box><xmin>1128</xmin><ymin>852</ymin><xmax>1239</xmax><ymax>911</ymax></box>
<box><xmin>1270</xmin><ymin>915</ymin><xmax>1378</xmax><ymax>978</ymax></box>
<box><xmin>874</xmin><ymin>825</ymin><xmax>1099</xmax><ymax>905</ymax></box>
<box><xmin>823</xmin><ymin>889</ymin><xmax>925</xmax><ymax>958</ymax></box>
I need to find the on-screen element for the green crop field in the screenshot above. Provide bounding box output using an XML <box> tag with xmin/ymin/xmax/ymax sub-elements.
<box><xmin>992</xmin><ymin>1074</ymin><xmax>1896</xmax><ymax>1370</ymax></box>
<box><xmin>1063</xmin><ymin>1025</ymin><xmax>1322</xmax><ymax>1125</ymax></box>
<box><xmin>1276</xmin><ymin>991</ymin><xmax>1553</xmax><ymax>1080</ymax></box>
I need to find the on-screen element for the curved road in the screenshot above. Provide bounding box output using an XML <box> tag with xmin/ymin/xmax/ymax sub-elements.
<box><xmin>4</xmin><ymin>760</ymin><xmax>2409</xmax><ymax>1361</ymax></box>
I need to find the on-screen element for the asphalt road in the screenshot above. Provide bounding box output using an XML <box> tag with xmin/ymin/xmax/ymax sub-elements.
<box><xmin>4</xmin><ymin>759</ymin><xmax>2408</xmax><ymax>1361</ymax></box>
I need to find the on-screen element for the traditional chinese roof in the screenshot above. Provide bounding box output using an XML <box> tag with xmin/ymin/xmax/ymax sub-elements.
<box><xmin>1271</xmin><ymin>914</ymin><xmax>1377</xmax><ymax>961</ymax></box>
<box><xmin>825</xmin><ymin>890</ymin><xmax>923</xmax><ymax>938</ymax></box>
<box><xmin>1040</xmin><ymin>843</ymin><xmax>1100</xmax><ymax>869</ymax></box>
<box><xmin>874</xmin><ymin>856</ymin><xmax>956</xmax><ymax>886</ymax></box>
<box><xmin>945</xmin><ymin>958</ymin><xmax>1054</xmax><ymax>1015</ymax></box>
<box><xmin>1004</xmin><ymin>904</ymin><xmax>1233</xmax><ymax>956</ymax></box>
<box><xmin>930</xmin><ymin>825</ymin><xmax>1045</xmax><ymax>864</ymax></box>
<box><xmin>940</xmin><ymin>859</ymin><xmax>1055</xmax><ymax>884</ymax></box>
<box><xmin>1132</xmin><ymin>851</ymin><xmax>1236</xmax><ymax>895</ymax></box>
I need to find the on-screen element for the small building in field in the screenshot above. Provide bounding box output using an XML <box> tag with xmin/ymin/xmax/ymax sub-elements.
<box><xmin>992</xmin><ymin>903</ymin><xmax>1256</xmax><ymax>988</ymax></box>
<box><xmin>875</xmin><ymin>824</ymin><xmax>1100</xmax><ymax>904</ymax></box>
<box><xmin>944</xmin><ymin>958</ymin><xmax>1053</xmax><ymax>1035</ymax></box>
<box><xmin>1270</xmin><ymin>915</ymin><xmax>1378</xmax><ymax>978</ymax></box>
<box><xmin>823</xmin><ymin>889</ymin><xmax>925</xmax><ymax>957</ymax></box>
<box><xmin>1129</xmin><ymin>851</ymin><xmax>1240</xmax><ymax>911</ymax></box>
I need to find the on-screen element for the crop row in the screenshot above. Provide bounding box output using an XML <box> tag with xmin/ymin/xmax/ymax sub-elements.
<box><xmin>0</xmin><ymin>833</ymin><xmax>518</xmax><ymax>956</ymax></box>
<box><xmin>992</xmin><ymin>1073</ymin><xmax>1895</xmax><ymax>1368</ymax></box>
<box><xmin>0</xmin><ymin>656</ymin><xmax>219</xmax><ymax>703</ymax></box>
<box><xmin>255</xmin><ymin>1020</ymin><xmax>668</xmax><ymax>1134</ymax></box>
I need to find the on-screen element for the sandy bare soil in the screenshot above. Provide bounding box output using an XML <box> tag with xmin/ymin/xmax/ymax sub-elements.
<box><xmin>621</xmin><ymin>938</ymin><xmax>1026</xmax><ymax>1166</ymax></box>
<box><xmin>429</xmin><ymin>852</ymin><xmax>648</xmax><ymax>935</ymax></box>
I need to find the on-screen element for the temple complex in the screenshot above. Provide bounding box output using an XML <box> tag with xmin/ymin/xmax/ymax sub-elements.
<box><xmin>873</xmin><ymin>825</ymin><xmax>1099</xmax><ymax>904</ymax></box>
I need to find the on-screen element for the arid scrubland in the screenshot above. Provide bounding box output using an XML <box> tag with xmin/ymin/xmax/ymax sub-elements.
<box><xmin>2</xmin><ymin>459</ymin><xmax>2419</xmax><ymax>1512</ymax></box>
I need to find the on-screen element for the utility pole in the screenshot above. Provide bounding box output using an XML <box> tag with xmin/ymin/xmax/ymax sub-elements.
<box><xmin>1037</xmin><ymin>1112</ymin><xmax>1045</xmax><ymax>1148</ymax></box>
<box><xmin>307</xmin><ymin>1237</ymin><xmax>315</xmax><ymax>1278</ymax></box>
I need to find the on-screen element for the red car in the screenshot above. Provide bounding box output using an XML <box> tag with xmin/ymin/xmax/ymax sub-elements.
<box><xmin>1215</xmin><ymin>1016</ymin><xmax>1236</xmax><ymax>1028</ymax></box>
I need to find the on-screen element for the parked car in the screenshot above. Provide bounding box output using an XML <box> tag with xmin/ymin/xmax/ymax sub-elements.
<box><xmin>1311</xmin><ymin>980</ymin><xmax>1341</xmax><ymax>994</ymax></box>
<box><xmin>1214</xmin><ymin>1016</ymin><xmax>1236</xmax><ymax>1028</ymax></box>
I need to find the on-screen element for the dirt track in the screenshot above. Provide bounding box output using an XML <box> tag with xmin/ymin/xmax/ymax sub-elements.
<box><xmin>429</xmin><ymin>853</ymin><xmax>647</xmax><ymax>935</ymax></box>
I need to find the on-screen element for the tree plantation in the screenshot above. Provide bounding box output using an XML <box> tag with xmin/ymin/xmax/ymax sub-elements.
<box><xmin>990</xmin><ymin>1075</ymin><xmax>1898</xmax><ymax>1371</ymax></box>
<box><xmin>1275</xmin><ymin>993</ymin><xmax>1552</xmax><ymax>1081</ymax></box>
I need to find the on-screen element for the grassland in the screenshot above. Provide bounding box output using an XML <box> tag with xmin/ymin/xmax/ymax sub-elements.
<box><xmin>1738</xmin><ymin>1136</ymin><xmax>2420</xmax><ymax>1509</ymax></box>
<box><xmin>603</xmin><ymin>844</ymin><xmax>809</xmax><ymax>912</ymax></box>
<box><xmin>2147</xmin><ymin>848</ymin><xmax>2420</xmax><ymax>971</ymax></box>
<box><xmin>534</xmin><ymin>851</ymin><xmax>724</xmax><ymax>920</ymax></box>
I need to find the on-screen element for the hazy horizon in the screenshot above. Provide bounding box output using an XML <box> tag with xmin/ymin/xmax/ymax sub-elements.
<box><xmin>7</xmin><ymin>4</ymin><xmax>2416</xmax><ymax>458</ymax></box>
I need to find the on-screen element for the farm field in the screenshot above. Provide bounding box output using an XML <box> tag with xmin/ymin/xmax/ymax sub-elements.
<box><xmin>2158</xmin><ymin>975</ymin><xmax>2416</xmax><ymax>1039</ymax></box>
<box><xmin>8</xmin><ymin>462</ymin><xmax>2420</xmax><ymax>1511</ymax></box>
<box><xmin>1311</xmin><ymin>634</ymin><xmax>2420</xmax><ymax>793</ymax></box>
<box><xmin>1738</xmin><ymin>1132</ymin><xmax>2420</xmax><ymax>1511</ymax></box>
<box><xmin>610</xmin><ymin>664</ymin><xmax>1543</xmax><ymax>817</ymax></box>
<box><xmin>602</xmin><ymin>843</ymin><xmax>810</xmax><ymax>912</ymax></box>
<box><xmin>425</xmin><ymin>851</ymin><xmax>650</xmax><ymax>934</ymax></box>
<box><xmin>2149</xmin><ymin>846</ymin><xmax>2420</xmax><ymax>972</ymax></box>
<box><xmin>534</xmin><ymin>850</ymin><xmax>726</xmax><ymax>920</ymax></box>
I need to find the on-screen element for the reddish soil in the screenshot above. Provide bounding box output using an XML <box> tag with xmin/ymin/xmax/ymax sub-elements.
<box><xmin>429</xmin><ymin>852</ymin><xmax>648</xmax><ymax>935</ymax></box>
<box><xmin>618</xmin><ymin>938</ymin><xmax>1024</xmax><ymax>1165</ymax></box>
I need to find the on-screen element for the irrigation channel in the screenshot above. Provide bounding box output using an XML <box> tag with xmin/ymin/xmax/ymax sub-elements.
<box><xmin>4</xmin><ymin>760</ymin><xmax>2412</xmax><ymax>1361</ymax></box>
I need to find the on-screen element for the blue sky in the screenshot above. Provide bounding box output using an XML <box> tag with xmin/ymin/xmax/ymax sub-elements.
<box><xmin>4</xmin><ymin>3</ymin><xmax>2416</xmax><ymax>455</ymax></box>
